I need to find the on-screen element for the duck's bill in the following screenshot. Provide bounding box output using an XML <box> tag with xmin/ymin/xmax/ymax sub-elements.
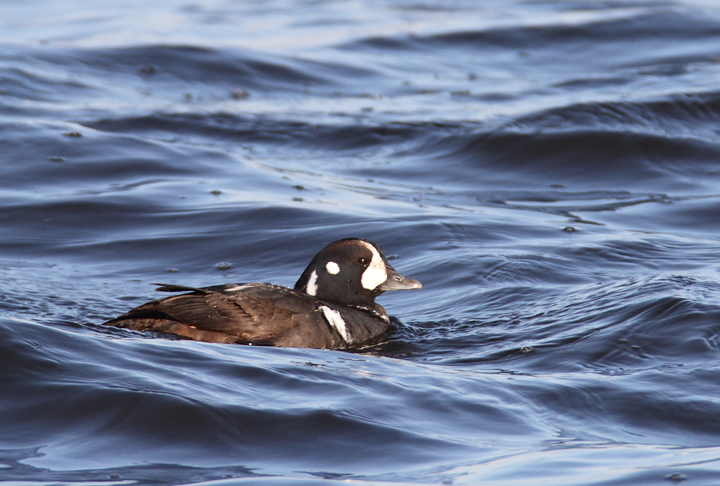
<box><xmin>379</xmin><ymin>267</ymin><xmax>422</xmax><ymax>291</ymax></box>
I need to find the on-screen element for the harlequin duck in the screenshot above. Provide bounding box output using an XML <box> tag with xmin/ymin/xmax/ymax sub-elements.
<box><xmin>105</xmin><ymin>238</ymin><xmax>421</xmax><ymax>349</ymax></box>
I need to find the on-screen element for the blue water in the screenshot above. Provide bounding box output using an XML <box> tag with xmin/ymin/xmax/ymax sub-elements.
<box><xmin>3</xmin><ymin>1</ymin><xmax>720</xmax><ymax>484</ymax></box>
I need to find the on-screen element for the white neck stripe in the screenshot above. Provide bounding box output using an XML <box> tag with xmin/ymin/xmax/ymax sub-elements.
<box><xmin>306</xmin><ymin>270</ymin><xmax>318</xmax><ymax>296</ymax></box>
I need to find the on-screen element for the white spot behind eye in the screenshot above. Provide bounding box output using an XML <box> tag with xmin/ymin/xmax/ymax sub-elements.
<box><xmin>359</xmin><ymin>242</ymin><xmax>387</xmax><ymax>290</ymax></box>
<box><xmin>306</xmin><ymin>270</ymin><xmax>318</xmax><ymax>296</ymax></box>
<box><xmin>320</xmin><ymin>305</ymin><xmax>352</xmax><ymax>343</ymax></box>
<box><xmin>326</xmin><ymin>261</ymin><xmax>340</xmax><ymax>274</ymax></box>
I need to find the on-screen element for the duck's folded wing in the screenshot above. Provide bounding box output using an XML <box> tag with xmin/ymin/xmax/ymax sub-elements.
<box><xmin>105</xmin><ymin>284</ymin><xmax>342</xmax><ymax>347</ymax></box>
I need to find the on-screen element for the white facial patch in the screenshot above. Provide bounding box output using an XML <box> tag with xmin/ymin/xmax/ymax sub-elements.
<box><xmin>306</xmin><ymin>270</ymin><xmax>318</xmax><ymax>296</ymax></box>
<box><xmin>325</xmin><ymin>261</ymin><xmax>340</xmax><ymax>275</ymax></box>
<box><xmin>320</xmin><ymin>305</ymin><xmax>352</xmax><ymax>343</ymax></box>
<box><xmin>359</xmin><ymin>242</ymin><xmax>387</xmax><ymax>290</ymax></box>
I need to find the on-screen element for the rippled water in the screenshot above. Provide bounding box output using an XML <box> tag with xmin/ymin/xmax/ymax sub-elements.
<box><xmin>3</xmin><ymin>1</ymin><xmax>720</xmax><ymax>485</ymax></box>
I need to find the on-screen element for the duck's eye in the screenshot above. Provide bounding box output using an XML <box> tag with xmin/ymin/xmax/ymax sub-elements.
<box><xmin>357</xmin><ymin>257</ymin><xmax>368</xmax><ymax>265</ymax></box>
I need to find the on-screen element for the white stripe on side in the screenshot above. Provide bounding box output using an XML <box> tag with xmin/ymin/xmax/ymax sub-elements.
<box><xmin>320</xmin><ymin>305</ymin><xmax>352</xmax><ymax>343</ymax></box>
<box><xmin>225</xmin><ymin>284</ymin><xmax>252</xmax><ymax>292</ymax></box>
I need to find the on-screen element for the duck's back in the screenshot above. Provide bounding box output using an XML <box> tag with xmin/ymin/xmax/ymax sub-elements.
<box><xmin>106</xmin><ymin>283</ymin><xmax>390</xmax><ymax>349</ymax></box>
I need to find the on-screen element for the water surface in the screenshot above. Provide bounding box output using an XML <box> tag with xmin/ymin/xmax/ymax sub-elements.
<box><xmin>2</xmin><ymin>1</ymin><xmax>720</xmax><ymax>485</ymax></box>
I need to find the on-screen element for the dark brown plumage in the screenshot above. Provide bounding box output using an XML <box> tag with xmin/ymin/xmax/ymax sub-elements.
<box><xmin>105</xmin><ymin>239</ymin><xmax>421</xmax><ymax>349</ymax></box>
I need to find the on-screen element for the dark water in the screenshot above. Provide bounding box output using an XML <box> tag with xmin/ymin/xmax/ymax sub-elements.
<box><xmin>3</xmin><ymin>1</ymin><xmax>720</xmax><ymax>484</ymax></box>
